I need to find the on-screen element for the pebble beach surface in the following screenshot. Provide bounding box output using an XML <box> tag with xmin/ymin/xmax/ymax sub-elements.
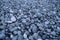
<box><xmin>0</xmin><ymin>0</ymin><xmax>60</xmax><ymax>40</ymax></box>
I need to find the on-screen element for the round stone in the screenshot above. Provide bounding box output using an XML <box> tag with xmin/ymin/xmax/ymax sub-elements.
<box><xmin>23</xmin><ymin>33</ymin><xmax>27</xmax><ymax>38</ymax></box>
<box><xmin>37</xmin><ymin>38</ymin><xmax>42</xmax><ymax>40</ymax></box>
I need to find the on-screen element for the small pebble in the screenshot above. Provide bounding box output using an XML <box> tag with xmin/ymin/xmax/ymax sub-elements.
<box><xmin>10</xmin><ymin>34</ymin><xmax>13</xmax><ymax>38</ymax></box>
<box><xmin>23</xmin><ymin>33</ymin><xmax>27</xmax><ymax>38</ymax></box>
<box><xmin>37</xmin><ymin>38</ymin><xmax>42</xmax><ymax>40</ymax></box>
<box><xmin>13</xmin><ymin>31</ymin><xmax>18</xmax><ymax>35</ymax></box>
<box><xmin>11</xmin><ymin>16</ymin><xmax>16</xmax><ymax>22</ymax></box>
<box><xmin>56</xmin><ymin>27</ymin><xmax>60</xmax><ymax>32</ymax></box>
<box><xmin>10</xmin><ymin>9</ymin><xmax>14</xmax><ymax>13</ymax></box>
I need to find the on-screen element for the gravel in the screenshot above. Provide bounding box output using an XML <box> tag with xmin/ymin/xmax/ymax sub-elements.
<box><xmin>0</xmin><ymin>0</ymin><xmax>60</xmax><ymax>40</ymax></box>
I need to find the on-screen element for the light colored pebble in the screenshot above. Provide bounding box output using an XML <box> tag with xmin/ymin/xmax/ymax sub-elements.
<box><xmin>23</xmin><ymin>33</ymin><xmax>27</xmax><ymax>38</ymax></box>
<box><xmin>57</xmin><ymin>27</ymin><xmax>60</xmax><ymax>32</ymax></box>
<box><xmin>43</xmin><ymin>8</ymin><xmax>47</xmax><ymax>11</ymax></box>
<box><xmin>10</xmin><ymin>34</ymin><xmax>13</xmax><ymax>38</ymax></box>
<box><xmin>37</xmin><ymin>38</ymin><xmax>42</xmax><ymax>40</ymax></box>
<box><xmin>10</xmin><ymin>9</ymin><xmax>14</xmax><ymax>13</ymax></box>
<box><xmin>13</xmin><ymin>31</ymin><xmax>18</xmax><ymax>35</ymax></box>
<box><xmin>51</xmin><ymin>31</ymin><xmax>56</xmax><ymax>35</ymax></box>
<box><xmin>17</xmin><ymin>26</ymin><xmax>21</xmax><ymax>29</ymax></box>
<box><xmin>10</xmin><ymin>27</ymin><xmax>18</xmax><ymax>32</ymax></box>
<box><xmin>11</xmin><ymin>16</ymin><xmax>16</xmax><ymax>22</ymax></box>
<box><xmin>45</xmin><ymin>21</ymin><xmax>49</xmax><ymax>25</ymax></box>
<box><xmin>22</xmin><ymin>19</ymin><xmax>26</xmax><ymax>23</ymax></box>
<box><xmin>5</xmin><ymin>21</ymin><xmax>12</xmax><ymax>23</ymax></box>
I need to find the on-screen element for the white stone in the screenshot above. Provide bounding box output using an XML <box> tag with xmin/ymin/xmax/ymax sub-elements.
<box><xmin>23</xmin><ymin>33</ymin><xmax>27</xmax><ymax>38</ymax></box>
<box><xmin>10</xmin><ymin>13</ymin><xmax>13</xmax><ymax>16</ymax></box>
<box><xmin>45</xmin><ymin>21</ymin><xmax>49</xmax><ymax>25</ymax></box>
<box><xmin>10</xmin><ymin>34</ymin><xmax>13</xmax><ymax>38</ymax></box>
<box><xmin>5</xmin><ymin>14</ymin><xmax>16</xmax><ymax>23</ymax></box>
<box><xmin>11</xmin><ymin>16</ymin><xmax>16</xmax><ymax>22</ymax></box>
<box><xmin>22</xmin><ymin>19</ymin><xmax>26</xmax><ymax>23</ymax></box>
<box><xmin>53</xmin><ymin>11</ymin><xmax>56</xmax><ymax>14</ymax></box>
<box><xmin>37</xmin><ymin>38</ymin><xmax>42</xmax><ymax>40</ymax></box>
<box><xmin>43</xmin><ymin>9</ymin><xmax>47</xmax><ymax>11</ymax></box>
<box><xmin>18</xmin><ymin>26</ymin><xmax>21</xmax><ymax>29</ymax></box>
<box><xmin>19</xmin><ymin>9</ymin><xmax>22</xmax><ymax>12</ymax></box>
<box><xmin>10</xmin><ymin>9</ymin><xmax>14</xmax><ymax>13</ymax></box>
